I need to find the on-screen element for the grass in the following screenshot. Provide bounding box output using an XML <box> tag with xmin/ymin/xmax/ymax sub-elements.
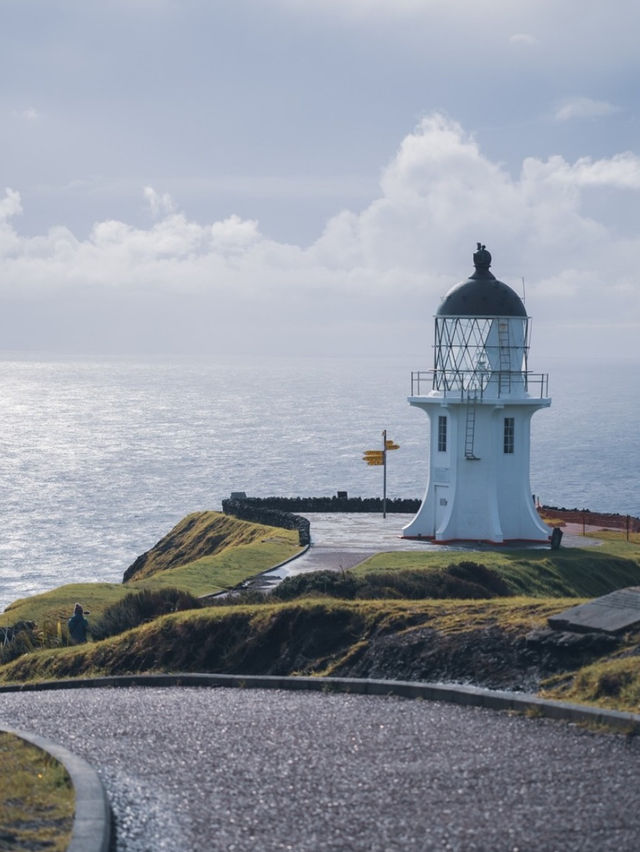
<box><xmin>585</xmin><ymin>529</ymin><xmax>640</xmax><ymax>547</ymax></box>
<box><xmin>0</xmin><ymin>732</ymin><xmax>74</xmax><ymax>851</ymax></box>
<box><xmin>271</xmin><ymin>561</ymin><xmax>513</xmax><ymax>601</ymax></box>
<box><xmin>0</xmin><ymin>596</ymin><xmax>574</xmax><ymax>684</ymax></box>
<box><xmin>353</xmin><ymin>534</ymin><xmax>640</xmax><ymax>598</ymax></box>
<box><xmin>89</xmin><ymin>588</ymin><xmax>203</xmax><ymax>641</ymax></box>
<box><xmin>0</xmin><ymin>518</ymin><xmax>302</xmax><ymax>636</ymax></box>
<box><xmin>2</xmin><ymin>583</ymin><xmax>639</xmax><ymax>715</ymax></box>
<box><xmin>129</xmin><ymin>536</ymin><xmax>300</xmax><ymax>596</ymax></box>
<box><xmin>2</xmin><ymin>524</ymin><xmax>640</xmax><ymax>715</ymax></box>
<box><xmin>123</xmin><ymin>510</ymin><xmax>300</xmax><ymax>581</ymax></box>
<box><xmin>541</xmin><ymin>653</ymin><xmax>640</xmax><ymax>714</ymax></box>
<box><xmin>0</xmin><ymin>582</ymin><xmax>130</xmax><ymax>634</ymax></box>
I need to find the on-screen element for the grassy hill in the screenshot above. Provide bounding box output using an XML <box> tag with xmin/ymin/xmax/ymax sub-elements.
<box><xmin>122</xmin><ymin>510</ymin><xmax>297</xmax><ymax>581</ymax></box>
<box><xmin>0</xmin><ymin>597</ymin><xmax>572</xmax><ymax>685</ymax></box>
<box><xmin>349</xmin><ymin>534</ymin><xmax>640</xmax><ymax>598</ymax></box>
<box><xmin>0</xmin><ymin>511</ymin><xmax>301</xmax><ymax>635</ymax></box>
<box><xmin>2</xmin><ymin>524</ymin><xmax>640</xmax><ymax>714</ymax></box>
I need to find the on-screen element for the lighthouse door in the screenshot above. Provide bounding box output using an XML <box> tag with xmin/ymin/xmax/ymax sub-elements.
<box><xmin>434</xmin><ymin>485</ymin><xmax>449</xmax><ymax>533</ymax></box>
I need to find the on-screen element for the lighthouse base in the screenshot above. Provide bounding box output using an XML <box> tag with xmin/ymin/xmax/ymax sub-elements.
<box><xmin>401</xmin><ymin>533</ymin><xmax>551</xmax><ymax>545</ymax></box>
<box><xmin>402</xmin><ymin>487</ymin><xmax>551</xmax><ymax>544</ymax></box>
<box><xmin>403</xmin><ymin>394</ymin><xmax>552</xmax><ymax>545</ymax></box>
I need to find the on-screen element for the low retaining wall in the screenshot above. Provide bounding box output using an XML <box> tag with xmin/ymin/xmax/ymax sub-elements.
<box><xmin>222</xmin><ymin>498</ymin><xmax>311</xmax><ymax>546</ymax></box>
<box><xmin>231</xmin><ymin>495</ymin><xmax>421</xmax><ymax>513</ymax></box>
<box><xmin>222</xmin><ymin>495</ymin><xmax>422</xmax><ymax>547</ymax></box>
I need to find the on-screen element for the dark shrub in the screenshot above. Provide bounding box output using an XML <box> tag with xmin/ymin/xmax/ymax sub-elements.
<box><xmin>445</xmin><ymin>561</ymin><xmax>512</xmax><ymax>596</ymax></box>
<box><xmin>91</xmin><ymin>588</ymin><xmax>202</xmax><ymax>640</ymax></box>
<box><xmin>0</xmin><ymin>621</ymin><xmax>38</xmax><ymax>665</ymax></box>
<box><xmin>269</xmin><ymin>562</ymin><xmax>512</xmax><ymax>602</ymax></box>
<box><xmin>594</xmin><ymin>669</ymin><xmax>633</xmax><ymax>698</ymax></box>
<box><xmin>272</xmin><ymin>571</ymin><xmax>360</xmax><ymax>601</ymax></box>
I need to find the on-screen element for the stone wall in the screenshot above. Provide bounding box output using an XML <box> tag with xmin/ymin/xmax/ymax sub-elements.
<box><xmin>222</xmin><ymin>498</ymin><xmax>311</xmax><ymax>546</ymax></box>
<box><xmin>222</xmin><ymin>495</ymin><xmax>422</xmax><ymax>547</ymax></box>
<box><xmin>228</xmin><ymin>495</ymin><xmax>421</xmax><ymax>513</ymax></box>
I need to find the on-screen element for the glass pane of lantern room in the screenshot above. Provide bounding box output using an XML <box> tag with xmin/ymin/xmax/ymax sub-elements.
<box><xmin>435</xmin><ymin>317</ymin><xmax>492</xmax><ymax>373</ymax></box>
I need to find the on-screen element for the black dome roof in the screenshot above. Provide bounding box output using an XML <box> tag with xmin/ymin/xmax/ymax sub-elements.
<box><xmin>437</xmin><ymin>244</ymin><xmax>527</xmax><ymax>318</ymax></box>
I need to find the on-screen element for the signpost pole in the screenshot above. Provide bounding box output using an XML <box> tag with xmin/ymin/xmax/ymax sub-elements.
<box><xmin>383</xmin><ymin>430</ymin><xmax>387</xmax><ymax>519</ymax></box>
<box><xmin>362</xmin><ymin>433</ymin><xmax>399</xmax><ymax>521</ymax></box>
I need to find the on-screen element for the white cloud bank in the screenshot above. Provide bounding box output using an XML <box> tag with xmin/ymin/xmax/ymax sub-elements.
<box><xmin>555</xmin><ymin>97</ymin><xmax>620</xmax><ymax>121</ymax></box>
<box><xmin>1</xmin><ymin>113</ymin><xmax>639</xmax><ymax>360</ymax></box>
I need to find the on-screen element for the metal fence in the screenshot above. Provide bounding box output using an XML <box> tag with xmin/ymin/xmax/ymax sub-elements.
<box><xmin>410</xmin><ymin>369</ymin><xmax>549</xmax><ymax>400</ymax></box>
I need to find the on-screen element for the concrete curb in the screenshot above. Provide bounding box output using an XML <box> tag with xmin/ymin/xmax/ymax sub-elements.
<box><xmin>0</xmin><ymin>725</ymin><xmax>111</xmax><ymax>852</ymax></box>
<box><xmin>199</xmin><ymin>543</ymin><xmax>311</xmax><ymax>599</ymax></box>
<box><xmin>263</xmin><ymin>542</ymin><xmax>312</xmax><ymax>571</ymax></box>
<box><xmin>2</xmin><ymin>673</ymin><xmax>639</xmax><ymax>734</ymax></box>
<box><xmin>239</xmin><ymin>542</ymin><xmax>312</xmax><ymax>583</ymax></box>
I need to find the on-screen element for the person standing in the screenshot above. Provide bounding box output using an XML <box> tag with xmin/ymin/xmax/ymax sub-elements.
<box><xmin>67</xmin><ymin>603</ymin><xmax>89</xmax><ymax>644</ymax></box>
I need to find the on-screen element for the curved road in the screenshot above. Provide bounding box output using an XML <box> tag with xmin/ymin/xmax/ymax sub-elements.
<box><xmin>1</xmin><ymin>687</ymin><xmax>639</xmax><ymax>851</ymax></box>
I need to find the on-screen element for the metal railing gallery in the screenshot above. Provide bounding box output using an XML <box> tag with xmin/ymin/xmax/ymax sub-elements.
<box><xmin>410</xmin><ymin>369</ymin><xmax>549</xmax><ymax>400</ymax></box>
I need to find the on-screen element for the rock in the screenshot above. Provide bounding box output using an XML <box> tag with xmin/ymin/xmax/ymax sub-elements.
<box><xmin>548</xmin><ymin>587</ymin><xmax>640</xmax><ymax>634</ymax></box>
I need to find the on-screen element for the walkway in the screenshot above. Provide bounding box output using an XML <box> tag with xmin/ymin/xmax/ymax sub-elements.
<box><xmin>255</xmin><ymin>513</ymin><xmax>599</xmax><ymax>589</ymax></box>
<box><xmin>2</xmin><ymin>686</ymin><xmax>639</xmax><ymax>851</ymax></box>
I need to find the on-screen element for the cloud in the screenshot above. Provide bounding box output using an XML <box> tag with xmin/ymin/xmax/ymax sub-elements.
<box><xmin>0</xmin><ymin>188</ymin><xmax>22</xmax><ymax>221</ymax></box>
<box><xmin>144</xmin><ymin>186</ymin><xmax>175</xmax><ymax>218</ymax></box>
<box><xmin>509</xmin><ymin>33</ymin><xmax>538</xmax><ymax>45</ymax></box>
<box><xmin>11</xmin><ymin>107</ymin><xmax>39</xmax><ymax>122</ymax></box>
<box><xmin>273</xmin><ymin>0</ymin><xmax>640</xmax><ymax>72</ymax></box>
<box><xmin>211</xmin><ymin>215</ymin><xmax>262</xmax><ymax>252</ymax></box>
<box><xmin>278</xmin><ymin>0</ymin><xmax>435</xmax><ymax>16</ymax></box>
<box><xmin>528</xmin><ymin>152</ymin><xmax>640</xmax><ymax>190</ymax></box>
<box><xmin>1</xmin><ymin>114</ymin><xmax>639</xmax><ymax>359</ymax></box>
<box><xmin>554</xmin><ymin>97</ymin><xmax>620</xmax><ymax>121</ymax></box>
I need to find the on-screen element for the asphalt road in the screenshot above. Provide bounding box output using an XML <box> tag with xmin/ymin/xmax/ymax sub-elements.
<box><xmin>1</xmin><ymin>687</ymin><xmax>639</xmax><ymax>851</ymax></box>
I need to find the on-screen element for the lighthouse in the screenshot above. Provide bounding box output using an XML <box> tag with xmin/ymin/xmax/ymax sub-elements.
<box><xmin>403</xmin><ymin>244</ymin><xmax>551</xmax><ymax>543</ymax></box>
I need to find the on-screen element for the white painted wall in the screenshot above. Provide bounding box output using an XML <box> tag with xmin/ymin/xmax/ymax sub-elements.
<box><xmin>402</xmin><ymin>396</ymin><xmax>551</xmax><ymax>543</ymax></box>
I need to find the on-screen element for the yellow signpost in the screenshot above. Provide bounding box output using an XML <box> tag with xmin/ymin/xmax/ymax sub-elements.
<box><xmin>363</xmin><ymin>429</ymin><xmax>400</xmax><ymax>517</ymax></box>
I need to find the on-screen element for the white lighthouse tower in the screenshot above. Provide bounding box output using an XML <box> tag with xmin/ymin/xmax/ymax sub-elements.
<box><xmin>403</xmin><ymin>244</ymin><xmax>551</xmax><ymax>543</ymax></box>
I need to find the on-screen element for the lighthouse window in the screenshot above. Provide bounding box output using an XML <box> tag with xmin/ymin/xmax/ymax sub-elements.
<box><xmin>504</xmin><ymin>417</ymin><xmax>515</xmax><ymax>454</ymax></box>
<box><xmin>438</xmin><ymin>416</ymin><xmax>447</xmax><ymax>452</ymax></box>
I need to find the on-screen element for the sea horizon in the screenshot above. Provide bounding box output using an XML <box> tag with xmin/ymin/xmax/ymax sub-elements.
<box><xmin>0</xmin><ymin>352</ymin><xmax>637</xmax><ymax>612</ymax></box>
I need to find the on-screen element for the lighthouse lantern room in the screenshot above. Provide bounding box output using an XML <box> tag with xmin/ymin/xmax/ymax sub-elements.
<box><xmin>403</xmin><ymin>244</ymin><xmax>551</xmax><ymax>543</ymax></box>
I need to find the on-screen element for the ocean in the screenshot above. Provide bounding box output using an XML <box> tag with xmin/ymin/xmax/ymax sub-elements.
<box><xmin>0</xmin><ymin>354</ymin><xmax>637</xmax><ymax>612</ymax></box>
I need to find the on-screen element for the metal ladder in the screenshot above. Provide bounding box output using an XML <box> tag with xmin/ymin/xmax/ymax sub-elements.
<box><xmin>498</xmin><ymin>320</ymin><xmax>511</xmax><ymax>395</ymax></box>
<box><xmin>464</xmin><ymin>392</ymin><xmax>480</xmax><ymax>460</ymax></box>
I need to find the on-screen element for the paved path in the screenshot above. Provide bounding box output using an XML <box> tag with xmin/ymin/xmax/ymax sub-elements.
<box><xmin>2</xmin><ymin>686</ymin><xmax>639</xmax><ymax>851</ymax></box>
<box><xmin>255</xmin><ymin>513</ymin><xmax>599</xmax><ymax>589</ymax></box>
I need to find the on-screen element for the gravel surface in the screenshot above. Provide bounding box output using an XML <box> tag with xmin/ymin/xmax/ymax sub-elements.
<box><xmin>1</xmin><ymin>687</ymin><xmax>639</xmax><ymax>851</ymax></box>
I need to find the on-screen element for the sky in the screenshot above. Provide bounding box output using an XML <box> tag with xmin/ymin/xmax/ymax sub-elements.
<box><xmin>2</xmin><ymin>0</ymin><xmax>640</xmax><ymax>362</ymax></box>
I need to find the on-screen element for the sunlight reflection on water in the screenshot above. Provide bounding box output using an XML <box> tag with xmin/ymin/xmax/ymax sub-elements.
<box><xmin>0</xmin><ymin>355</ymin><xmax>637</xmax><ymax>610</ymax></box>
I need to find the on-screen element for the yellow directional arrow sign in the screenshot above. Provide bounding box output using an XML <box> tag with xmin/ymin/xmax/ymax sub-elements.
<box><xmin>385</xmin><ymin>440</ymin><xmax>400</xmax><ymax>450</ymax></box>
<box><xmin>363</xmin><ymin>450</ymin><xmax>384</xmax><ymax>466</ymax></box>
